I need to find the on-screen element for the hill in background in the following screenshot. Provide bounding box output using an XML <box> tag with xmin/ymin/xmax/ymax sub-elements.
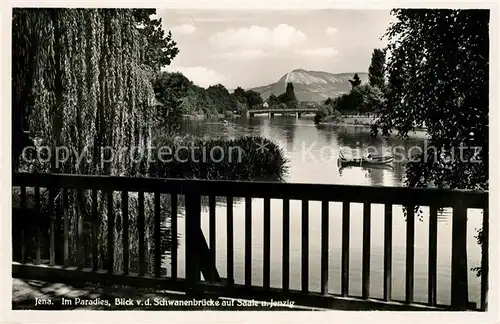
<box><xmin>251</xmin><ymin>69</ymin><xmax>368</xmax><ymax>102</ymax></box>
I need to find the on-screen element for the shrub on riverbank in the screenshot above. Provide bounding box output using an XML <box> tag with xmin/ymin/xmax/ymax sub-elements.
<box><xmin>314</xmin><ymin>105</ymin><xmax>342</xmax><ymax>124</ymax></box>
<box><xmin>149</xmin><ymin>135</ymin><xmax>289</xmax><ymax>181</ymax></box>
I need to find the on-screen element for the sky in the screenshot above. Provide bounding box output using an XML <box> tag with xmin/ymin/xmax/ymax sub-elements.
<box><xmin>157</xmin><ymin>9</ymin><xmax>394</xmax><ymax>89</ymax></box>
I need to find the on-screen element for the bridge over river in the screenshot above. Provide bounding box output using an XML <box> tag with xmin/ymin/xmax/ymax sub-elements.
<box><xmin>246</xmin><ymin>108</ymin><xmax>318</xmax><ymax>118</ymax></box>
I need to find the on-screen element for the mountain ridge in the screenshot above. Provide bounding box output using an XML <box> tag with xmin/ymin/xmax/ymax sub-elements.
<box><xmin>251</xmin><ymin>69</ymin><xmax>368</xmax><ymax>102</ymax></box>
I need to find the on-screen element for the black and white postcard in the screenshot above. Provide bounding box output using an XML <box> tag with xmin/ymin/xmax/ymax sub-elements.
<box><xmin>1</xmin><ymin>1</ymin><xmax>498</xmax><ymax>323</ymax></box>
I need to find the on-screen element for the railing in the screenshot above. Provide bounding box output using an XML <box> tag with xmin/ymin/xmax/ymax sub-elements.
<box><xmin>12</xmin><ymin>172</ymin><xmax>488</xmax><ymax>311</ymax></box>
<box><xmin>248</xmin><ymin>108</ymin><xmax>318</xmax><ymax>114</ymax></box>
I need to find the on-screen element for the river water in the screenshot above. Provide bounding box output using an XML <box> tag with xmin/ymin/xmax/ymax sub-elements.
<box><xmin>169</xmin><ymin>116</ymin><xmax>483</xmax><ymax>306</ymax></box>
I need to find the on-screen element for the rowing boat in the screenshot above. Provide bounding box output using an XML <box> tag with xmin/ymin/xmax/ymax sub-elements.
<box><xmin>338</xmin><ymin>149</ymin><xmax>394</xmax><ymax>166</ymax></box>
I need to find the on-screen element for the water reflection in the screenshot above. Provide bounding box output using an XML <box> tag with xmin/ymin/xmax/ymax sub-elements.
<box><xmin>177</xmin><ymin>117</ymin><xmax>426</xmax><ymax>186</ymax></box>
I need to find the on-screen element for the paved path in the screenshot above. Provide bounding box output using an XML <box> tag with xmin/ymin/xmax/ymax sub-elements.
<box><xmin>12</xmin><ymin>278</ymin><xmax>316</xmax><ymax>311</ymax></box>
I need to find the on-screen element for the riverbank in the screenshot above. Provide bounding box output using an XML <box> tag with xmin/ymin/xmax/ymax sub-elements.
<box><xmin>183</xmin><ymin>113</ymin><xmax>242</xmax><ymax>121</ymax></box>
<box><xmin>318</xmin><ymin>115</ymin><xmax>429</xmax><ymax>139</ymax></box>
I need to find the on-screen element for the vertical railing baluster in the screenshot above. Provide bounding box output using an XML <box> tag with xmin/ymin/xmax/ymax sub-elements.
<box><xmin>107</xmin><ymin>191</ymin><xmax>114</xmax><ymax>273</ymax></box>
<box><xmin>341</xmin><ymin>201</ymin><xmax>350</xmax><ymax>297</ymax></box>
<box><xmin>428</xmin><ymin>206</ymin><xmax>438</xmax><ymax>306</ymax></box>
<box><xmin>451</xmin><ymin>203</ymin><xmax>468</xmax><ymax>310</ymax></box>
<box><xmin>362</xmin><ymin>202</ymin><xmax>371</xmax><ymax>299</ymax></box>
<box><xmin>282</xmin><ymin>199</ymin><xmax>290</xmax><ymax>292</ymax></box>
<box><xmin>185</xmin><ymin>193</ymin><xmax>201</xmax><ymax>291</ymax></box>
<box><xmin>55</xmin><ymin>187</ymin><xmax>62</xmax><ymax>265</ymax></box>
<box><xmin>76</xmin><ymin>189</ymin><xmax>84</xmax><ymax>269</ymax></box>
<box><xmin>122</xmin><ymin>190</ymin><xmax>129</xmax><ymax>275</ymax></box>
<box><xmin>263</xmin><ymin>197</ymin><xmax>271</xmax><ymax>289</ymax></box>
<box><xmin>63</xmin><ymin>189</ymin><xmax>69</xmax><ymax>267</ymax></box>
<box><xmin>48</xmin><ymin>188</ymin><xmax>55</xmax><ymax>266</ymax></box>
<box><xmin>227</xmin><ymin>196</ymin><xmax>234</xmax><ymax>287</ymax></box>
<box><xmin>91</xmin><ymin>189</ymin><xmax>98</xmax><ymax>271</ymax></box>
<box><xmin>245</xmin><ymin>197</ymin><xmax>252</xmax><ymax>288</ymax></box>
<box><xmin>301</xmin><ymin>199</ymin><xmax>309</xmax><ymax>293</ymax></box>
<box><xmin>138</xmin><ymin>191</ymin><xmax>145</xmax><ymax>276</ymax></box>
<box><xmin>35</xmin><ymin>186</ymin><xmax>41</xmax><ymax>265</ymax></box>
<box><xmin>383</xmin><ymin>204</ymin><xmax>393</xmax><ymax>302</ymax></box>
<box><xmin>320</xmin><ymin>200</ymin><xmax>329</xmax><ymax>295</ymax></box>
<box><xmin>20</xmin><ymin>186</ymin><xmax>26</xmax><ymax>264</ymax></box>
<box><xmin>209</xmin><ymin>195</ymin><xmax>216</xmax><ymax>281</ymax></box>
<box><xmin>154</xmin><ymin>192</ymin><xmax>161</xmax><ymax>278</ymax></box>
<box><xmin>481</xmin><ymin>208</ymin><xmax>489</xmax><ymax>311</ymax></box>
<box><xmin>405</xmin><ymin>205</ymin><xmax>415</xmax><ymax>304</ymax></box>
<box><xmin>171</xmin><ymin>193</ymin><xmax>178</xmax><ymax>280</ymax></box>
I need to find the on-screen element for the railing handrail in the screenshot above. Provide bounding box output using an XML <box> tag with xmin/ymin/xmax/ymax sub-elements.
<box><xmin>250</xmin><ymin>108</ymin><xmax>318</xmax><ymax>113</ymax></box>
<box><xmin>12</xmin><ymin>172</ymin><xmax>488</xmax><ymax>208</ymax></box>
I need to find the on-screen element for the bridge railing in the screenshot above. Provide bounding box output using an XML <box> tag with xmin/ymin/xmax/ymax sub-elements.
<box><xmin>12</xmin><ymin>172</ymin><xmax>488</xmax><ymax>310</ymax></box>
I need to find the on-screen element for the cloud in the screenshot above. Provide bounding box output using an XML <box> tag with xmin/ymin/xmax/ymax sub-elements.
<box><xmin>209</xmin><ymin>24</ymin><xmax>306</xmax><ymax>50</ymax></box>
<box><xmin>214</xmin><ymin>49</ymin><xmax>269</xmax><ymax>60</ymax></box>
<box><xmin>325</xmin><ymin>27</ymin><xmax>338</xmax><ymax>36</ymax></box>
<box><xmin>164</xmin><ymin>66</ymin><xmax>227</xmax><ymax>88</ymax></box>
<box><xmin>296</xmin><ymin>47</ymin><xmax>339</xmax><ymax>58</ymax></box>
<box><xmin>171</xmin><ymin>24</ymin><xmax>196</xmax><ymax>35</ymax></box>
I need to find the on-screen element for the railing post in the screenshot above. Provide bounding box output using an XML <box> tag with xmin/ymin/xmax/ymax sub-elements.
<box><xmin>138</xmin><ymin>191</ymin><xmax>145</xmax><ymax>276</ymax></box>
<box><xmin>122</xmin><ymin>191</ymin><xmax>129</xmax><ymax>275</ymax></box>
<box><xmin>91</xmin><ymin>190</ymin><xmax>99</xmax><ymax>271</ymax></box>
<box><xmin>282</xmin><ymin>199</ymin><xmax>290</xmax><ymax>292</ymax></box>
<box><xmin>154</xmin><ymin>192</ymin><xmax>162</xmax><ymax>278</ymax></box>
<box><xmin>263</xmin><ymin>197</ymin><xmax>271</xmax><ymax>289</ymax></box>
<box><xmin>227</xmin><ymin>196</ymin><xmax>234</xmax><ymax>288</ymax></box>
<box><xmin>428</xmin><ymin>206</ymin><xmax>438</xmax><ymax>306</ymax></box>
<box><xmin>48</xmin><ymin>188</ymin><xmax>55</xmax><ymax>266</ymax></box>
<box><xmin>451</xmin><ymin>202</ymin><xmax>469</xmax><ymax>310</ymax></box>
<box><xmin>341</xmin><ymin>201</ymin><xmax>350</xmax><ymax>297</ymax></box>
<box><xmin>75</xmin><ymin>189</ymin><xmax>84</xmax><ymax>269</ymax></box>
<box><xmin>245</xmin><ymin>197</ymin><xmax>252</xmax><ymax>288</ymax></box>
<box><xmin>107</xmin><ymin>191</ymin><xmax>115</xmax><ymax>273</ymax></box>
<box><xmin>405</xmin><ymin>205</ymin><xmax>415</xmax><ymax>304</ymax></box>
<box><xmin>209</xmin><ymin>195</ymin><xmax>217</xmax><ymax>282</ymax></box>
<box><xmin>20</xmin><ymin>186</ymin><xmax>26</xmax><ymax>264</ymax></box>
<box><xmin>185</xmin><ymin>192</ymin><xmax>201</xmax><ymax>293</ymax></box>
<box><xmin>383</xmin><ymin>204</ymin><xmax>393</xmax><ymax>302</ymax></box>
<box><xmin>35</xmin><ymin>186</ymin><xmax>41</xmax><ymax>265</ymax></box>
<box><xmin>481</xmin><ymin>208</ymin><xmax>489</xmax><ymax>311</ymax></box>
<box><xmin>362</xmin><ymin>202</ymin><xmax>371</xmax><ymax>299</ymax></box>
<box><xmin>171</xmin><ymin>193</ymin><xmax>178</xmax><ymax>280</ymax></box>
<box><xmin>62</xmin><ymin>189</ymin><xmax>69</xmax><ymax>267</ymax></box>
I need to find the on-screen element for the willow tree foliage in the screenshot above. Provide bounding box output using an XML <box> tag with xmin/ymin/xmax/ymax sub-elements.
<box><xmin>373</xmin><ymin>9</ymin><xmax>489</xmax><ymax>191</ymax></box>
<box><xmin>12</xmin><ymin>8</ymin><xmax>178</xmax><ymax>176</ymax></box>
<box><xmin>12</xmin><ymin>8</ymin><xmax>180</xmax><ymax>269</ymax></box>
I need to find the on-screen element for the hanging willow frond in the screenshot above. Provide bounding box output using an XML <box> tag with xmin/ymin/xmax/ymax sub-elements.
<box><xmin>14</xmin><ymin>8</ymin><xmax>165</xmax><ymax>176</ymax></box>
